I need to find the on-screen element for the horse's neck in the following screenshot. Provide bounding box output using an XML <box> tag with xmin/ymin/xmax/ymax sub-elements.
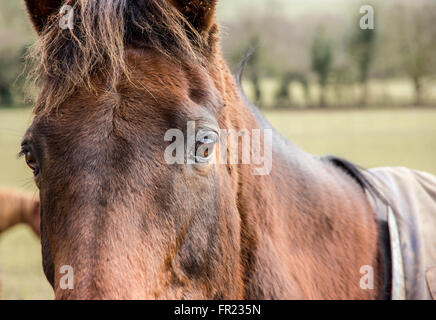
<box><xmin>218</xmin><ymin>65</ymin><xmax>381</xmax><ymax>299</ymax></box>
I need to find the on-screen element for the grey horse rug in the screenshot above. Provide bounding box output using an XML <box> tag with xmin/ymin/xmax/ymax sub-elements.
<box><xmin>366</xmin><ymin>167</ymin><xmax>436</xmax><ymax>300</ymax></box>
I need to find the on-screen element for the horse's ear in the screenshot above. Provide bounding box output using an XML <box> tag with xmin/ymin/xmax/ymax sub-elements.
<box><xmin>171</xmin><ymin>0</ymin><xmax>218</xmax><ymax>35</ymax></box>
<box><xmin>24</xmin><ymin>0</ymin><xmax>64</xmax><ymax>34</ymax></box>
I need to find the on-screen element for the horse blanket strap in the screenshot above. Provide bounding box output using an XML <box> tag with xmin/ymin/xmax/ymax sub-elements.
<box><xmin>387</xmin><ymin>206</ymin><xmax>406</xmax><ymax>299</ymax></box>
<box><xmin>366</xmin><ymin>167</ymin><xmax>436</xmax><ymax>300</ymax></box>
<box><xmin>365</xmin><ymin>187</ymin><xmax>406</xmax><ymax>299</ymax></box>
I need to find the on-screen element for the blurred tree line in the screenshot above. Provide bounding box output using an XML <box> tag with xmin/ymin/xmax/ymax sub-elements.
<box><xmin>221</xmin><ymin>0</ymin><xmax>436</xmax><ymax>109</ymax></box>
<box><xmin>0</xmin><ymin>0</ymin><xmax>34</xmax><ymax>107</ymax></box>
<box><xmin>1</xmin><ymin>0</ymin><xmax>436</xmax><ymax>108</ymax></box>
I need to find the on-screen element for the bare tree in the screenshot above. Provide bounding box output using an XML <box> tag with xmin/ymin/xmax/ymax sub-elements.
<box><xmin>275</xmin><ymin>72</ymin><xmax>309</xmax><ymax>108</ymax></box>
<box><xmin>311</xmin><ymin>29</ymin><xmax>333</xmax><ymax>108</ymax></box>
<box><xmin>348</xmin><ymin>10</ymin><xmax>377</xmax><ymax>106</ymax></box>
<box><xmin>391</xmin><ymin>0</ymin><xmax>436</xmax><ymax>106</ymax></box>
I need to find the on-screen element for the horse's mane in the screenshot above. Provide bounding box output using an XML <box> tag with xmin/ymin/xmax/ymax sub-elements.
<box><xmin>321</xmin><ymin>155</ymin><xmax>390</xmax><ymax>207</ymax></box>
<box><xmin>26</xmin><ymin>0</ymin><xmax>205</xmax><ymax>115</ymax></box>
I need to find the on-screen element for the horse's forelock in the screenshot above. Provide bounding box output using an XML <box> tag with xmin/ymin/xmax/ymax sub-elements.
<box><xmin>26</xmin><ymin>0</ymin><xmax>206</xmax><ymax>116</ymax></box>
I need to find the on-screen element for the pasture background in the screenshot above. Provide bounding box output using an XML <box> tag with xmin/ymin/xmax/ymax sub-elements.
<box><xmin>1</xmin><ymin>0</ymin><xmax>436</xmax><ymax>299</ymax></box>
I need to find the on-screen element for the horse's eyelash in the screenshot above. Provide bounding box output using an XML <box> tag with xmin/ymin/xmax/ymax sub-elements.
<box><xmin>18</xmin><ymin>147</ymin><xmax>28</xmax><ymax>158</ymax></box>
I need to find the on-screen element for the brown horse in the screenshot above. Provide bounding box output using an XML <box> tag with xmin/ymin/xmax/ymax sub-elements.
<box><xmin>21</xmin><ymin>0</ymin><xmax>435</xmax><ymax>300</ymax></box>
<box><xmin>0</xmin><ymin>189</ymin><xmax>40</xmax><ymax>236</ymax></box>
<box><xmin>0</xmin><ymin>189</ymin><xmax>40</xmax><ymax>300</ymax></box>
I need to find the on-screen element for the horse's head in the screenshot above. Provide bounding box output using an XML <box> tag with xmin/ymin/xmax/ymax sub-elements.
<box><xmin>22</xmin><ymin>0</ymin><xmax>252</xmax><ymax>299</ymax></box>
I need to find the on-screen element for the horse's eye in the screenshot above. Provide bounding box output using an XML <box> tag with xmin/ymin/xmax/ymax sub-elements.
<box><xmin>195</xmin><ymin>132</ymin><xmax>218</xmax><ymax>164</ymax></box>
<box><xmin>24</xmin><ymin>150</ymin><xmax>39</xmax><ymax>175</ymax></box>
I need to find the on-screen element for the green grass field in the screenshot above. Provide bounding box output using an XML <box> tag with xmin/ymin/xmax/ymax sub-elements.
<box><xmin>0</xmin><ymin>107</ymin><xmax>435</xmax><ymax>299</ymax></box>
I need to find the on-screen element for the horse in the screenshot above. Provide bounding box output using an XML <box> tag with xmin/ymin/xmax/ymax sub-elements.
<box><xmin>0</xmin><ymin>188</ymin><xmax>40</xmax><ymax>299</ymax></box>
<box><xmin>21</xmin><ymin>0</ymin><xmax>436</xmax><ymax>299</ymax></box>
<box><xmin>0</xmin><ymin>188</ymin><xmax>40</xmax><ymax>236</ymax></box>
